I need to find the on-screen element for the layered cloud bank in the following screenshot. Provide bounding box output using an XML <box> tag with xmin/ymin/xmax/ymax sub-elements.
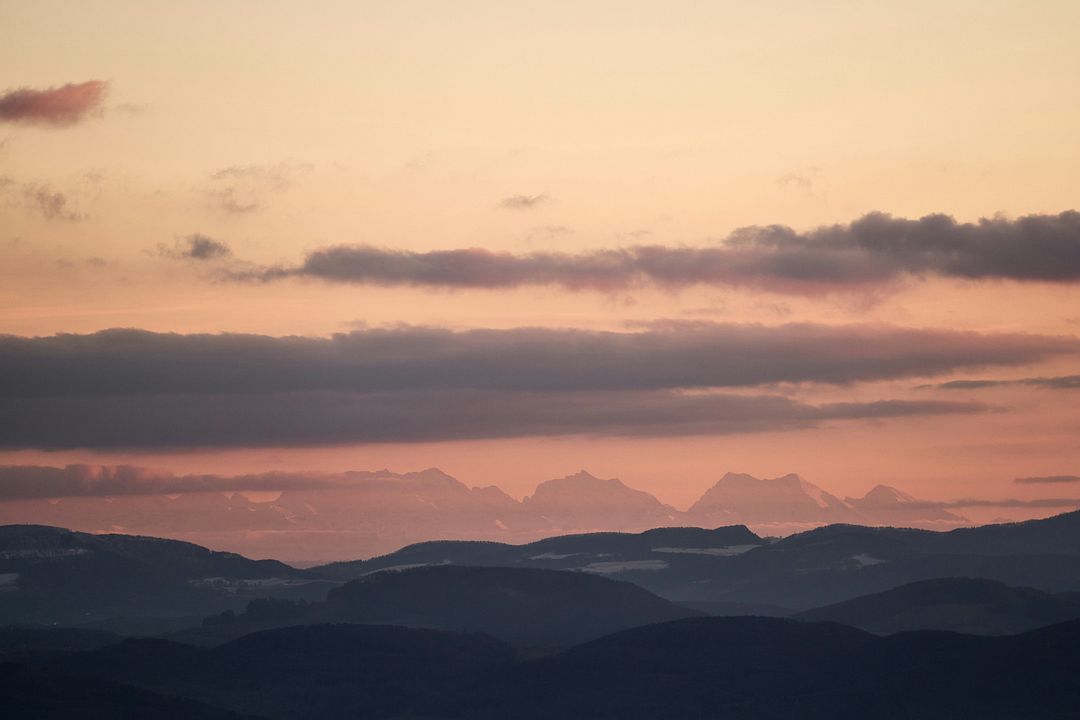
<box><xmin>0</xmin><ymin>389</ymin><xmax>988</xmax><ymax>449</ymax></box>
<box><xmin>2</xmin><ymin>323</ymin><xmax>1072</xmax><ymax>396</ymax></box>
<box><xmin>0</xmin><ymin>321</ymin><xmax>1071</xmax><ymax>449</ymax></box>
<box><xmin>234</xmin><ymin>211</ymin><xmax>1080</xmax><ymax>294</ymax></box>
<box><xmin>0</xmin><ymin>80</ymin><xmax>107</xmax><ymax>126</ymax></box>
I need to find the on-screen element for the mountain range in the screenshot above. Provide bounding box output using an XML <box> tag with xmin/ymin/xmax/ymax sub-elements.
<box><xmin>0</xmin><ymin>469</ymin><xmax>968</xmax><ymax>563</ymax></box>
<box><xmin>4</xmin><ymin>511</ymin><xmax>1080</xmax><ymax>717</ymax></box>
<box><xmin>5</xmin><ymin>508</ymin><xmax>1080</xmax><ymax>632</ymax></box>
<box><xmin>181</xmin><ymin>565</ymin><xmax>698</xmax><ymax>648</ymax></box>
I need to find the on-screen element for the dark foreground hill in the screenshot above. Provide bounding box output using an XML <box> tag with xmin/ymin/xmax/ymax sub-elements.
<box><xmin>19</xmin><ymin>616</ymin><xmax>1080</xmax><ymax>719</ymax></box>
<box><xmin>0</xmin><ymin>626</ymin><xmax>122</xmax><ymax>663</ymax></box>
<box><xmin>796</xmin><ymin>577</ymin><xmax>1080</xmax><ymax>635</ymax></box>
<box><xmin>454</xmin><ymin>617</ymin><xmax>1080</xmax><ymax>720</ymax></box>
<box><xmin>183</xmin><ymin>565</ymin><xmax>699</xmax><ymax>648</ymax></box>
<box><xmin>0</xmin><ymin>525</ymin><xmax>334</xmax><ymax>630</ymax></box>
<box><xmin>0</xmin><ymin>662</ymin><xmax>261</xmax><ymax>720</ymax></box>
<box><xmin>48</xmin><ymin>624</ymin><xmax>513</xmax><ymax>720</ymax></box>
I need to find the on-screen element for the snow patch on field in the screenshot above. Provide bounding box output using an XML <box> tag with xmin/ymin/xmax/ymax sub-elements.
<box><xmin>0</xmin><ymin>548</ymin><xmax>89</xmax><ymax>560</ymax></box>
<box><xmin>581</xmin><ymin>560</ymin><xmax>669</xmax><ymax>574</ymax></box>
<box><xmin>529</xmin><ymin>552</ymin><xmax>578</xmax><ymax>560</ymax></box>
<box><xmin>652</xmin><ymin>545</ymin><xmax>758</xmax><ymax>557</ymax></box>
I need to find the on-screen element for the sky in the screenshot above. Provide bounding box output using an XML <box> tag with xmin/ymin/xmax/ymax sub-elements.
<box><xmin>1</xmin><ymin>1</ymin><xmax>1079</xmax><ymax>522</ymax></box>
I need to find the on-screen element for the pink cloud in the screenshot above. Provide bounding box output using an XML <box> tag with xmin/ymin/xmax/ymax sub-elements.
<box><xmin>0</xmin><ymin>80</ymin><xmax>108</xmax><ymax>127</ymax></box>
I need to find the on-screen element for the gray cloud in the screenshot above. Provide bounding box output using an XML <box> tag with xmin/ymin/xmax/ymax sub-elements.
<box><xmin>499</xmin><ymin>193</ymin><xmax>549</xmax><ymax>210</ymax></box>
<box><xmin>927</xmin><ymin>375</ymin><xmax>1080</xmax><ymax>391</ymax></box>
<box><xmin>159</xmin><ymin>233</ymin><xmax>232</xmax><ymax>261</ymax></box>
<box><xmin>238</xmin><ymin>211</ymin><xmax>1080</xmax><ymax>293</ymax></box>
<box><xmin>0</xmin><ymin>80</ymin><xmax>107</xmax><ymax>127</ymax></box>
<box><xmin>0</xmin><ymin>388</ymin><xmax>989</xmax><ymax>449</ymax></box>
<box><xmin>23</xmin><ymin>185</ymin><xmax>85</xmax><ymax>222</ymax></box>
<box><xmin>918</xmin><ymin>497</ymin><xmax>1080</xmax><ymax>510</ymax></box>
<box><xmin>0</xmin><ymin>464</ymin><xmax>353</xmax><ymax>499</ymax></box>
<box><xmin>1</xmin><ymin>464</ymin><xmax>1075</xmax><ymax>504</ymax></box>
<box><xmin>205</xmin><ymin>162</ymin><xmax>312</xmax><ymax>214</ymax></box>
<box><xmin>1015</xmin><ymin>475</ymin><xmax>1080</xmax><ymax>485</ymax></box>
<box><xmin>1</xmin><ymin>323</ymin><xmax>1072</xmax><ymax>399</ymax></box>
<box><xmin>1</xmin><ymin>322</ymin><xmax>1063</xmax><ymax>448</ymax></box>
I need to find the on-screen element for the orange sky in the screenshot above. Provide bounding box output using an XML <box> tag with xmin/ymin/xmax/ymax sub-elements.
<box><xmin>1</xmin><ymin>1</ymin><xmax>1079</xmax><ymax>517</ymax></box>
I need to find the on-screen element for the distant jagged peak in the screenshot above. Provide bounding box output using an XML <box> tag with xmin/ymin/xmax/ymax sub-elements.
<box><xmin>853</xmin><ymin>484</ymin><xmax>920</xmax><ymax>506</ymax></box>
<box><xmin>712</xmin><ymin>471</ymin><xmax>808</xmax><ymax>488</ymax></box>
<box><xmin>689</xmin><ymin>471</ymin><xmax>860</xmax><ymax>524</ymax></box>
<box><xmin>714</xmin><ymin>471</ymin><xmax>765</xmax><ymax>485</ymax></box>
<box><xmin>529</xmin><ymin>470</ymin><xmax>632</xmax><ymax>495</ymax></box>
<box><xmin>524</xmin><ymin>470</ymin><xmax>676</xmax><ymax>516</ymax></box>
<box><xmin>402</xmin><ymin>467</ymin><xmax>461</xmax><ymax>484</ymax></box>
<box><xmin>562</xmin><ymin>469</ymin><xmax>608</xmax><ymax>483</ymax></box>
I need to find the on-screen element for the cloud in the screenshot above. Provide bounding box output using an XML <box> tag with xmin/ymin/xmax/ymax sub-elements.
<box><xmin>234</xmin><ymin>211</ymin><xmax>1080</xmax><ymax>294</ymax></box>
<box><xmin>922</xmin><ymin>497</ymin><xmax>1080</xmax><ymax>510</ymax></box>
<box><xmin>776</xmin><ymin>168</ymin><xmax>821</xmax><ymax>196</ymax></box>
<box><xmin>205</xmin><ymin>162</ymin><xmax>312</xmax><ymax>214</ymax></box>
<box><xmin>0</xmin><ymin>464</ymin><xmax>346</xmax><ymax>499</ymax></box>
<box><xmin>0</xmin><ymin>80</ymin><xmax>108</xmax><ymax>126</ymax></box>
<box><xmin>0</xmin><ymin>323</ymin><xmax>1072</xmax><ymax>398</ymax></box>
<box><xmin>159</xmin><ymin>233</ymin><xmax>232</xmax><ymax>261</ymax></box>
<box><xmin>0</xmin><ymin>388</ymin><xmax>990</xmax><ymax>449</ymax></box>
<box><xmin>1015</xmin><ymin>475</ymin><xmax>1080</xmax><ymax>485</ymax></box>
<box><xmin>927</xmin><ymin>375</ymin><xmax>1080</xmax><ymax>391</ymax></box>
<box><xmin>0</xmin><ymin>321</ymin><xmax>1058</xmax><ymax>448</ymax></box>
<box><xmin>499</xmin><ymin>193</ymin><xmax>549</xmax><ymax>210</ymax></box>
<box><xmin>22</xmin><ymin>185</ymin><xmax>86</xmax><ymax>222</ymax></box>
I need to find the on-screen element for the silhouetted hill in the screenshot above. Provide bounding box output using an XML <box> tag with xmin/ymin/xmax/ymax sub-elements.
<box><xmin>314</xmin><ymin>511</ymin><xmax>1080</xmax><ymax>611</ymax></box>
<box><xmin>679</xmin><ymin>514</ymin><xmax>1080</xmax><ymax>609</ymax></box>
<box><xmin>12</xmin><ymin>615</ymin><xmax>1080</xmax><ymax>719</ymax></box>
<box><xmin>452</xmin><ymin>617</ymin><xmax>1080</xmax><ymax>719</ymax></box>
<box><xmin>0</xmin><ymin>525</ymin><xmax>333</xmax><ymax>628</ymax></box>
<box><xmin>933</xmin><ymin>509</ymin><xmax>1080</xmax><ymax>556</ymax></box>
<box><xmin>186</xmin><ymin>565</ymin><xmax>699</xmax><ymax>648</ymax></box>
<box><xmin>0</xmin><ymin>627</ymin><xmax>122</xmax><ymax>662</ymax></box>
<box><xmin>50</xmin><ymin>624</ymin><xmax>515</xmax><ymax>720</ymax></box>
<box><xmin>0</xmin><ymin>662</ymin><xmax>261</xmax><ymax>719</ymax></box>
<box><xmin>314</xmin><ymin>525</ymin><xmax>765</xmax><ymax>603</ymax></box>
<box><xmin>319</xmin><ymin>565</ymin><xmax>699</xmax><ymax>647</ymax></box>
<box><xmin>796</xmin><ymin>578</ymin><xmax>1080</xmax><ymax>634</ymax></box>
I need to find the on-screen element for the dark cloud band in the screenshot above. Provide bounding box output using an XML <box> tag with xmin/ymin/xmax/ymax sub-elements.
<box><xmin>235</xmin><ymin>211</ymin><xmax>1080</xmax><ymax>293</ymax></box>
<box><xmin>1</xmin><ymin>323</ymin><xmax>1073</xmax><ymax>398</ymax></box>
<box><xmin>928</xmin><ymin>375</ymin><xmax>1080</xmax><ymax>391</ymax></box>
<box><xmin>0</xmin><ymin>389</ymin><xmax>989</xmax><ymax>449</ymax></box>
<box><xmin>0</xmin><ymin>322</ymin><xmax>1060</xmax><ymax>448</ymax></box>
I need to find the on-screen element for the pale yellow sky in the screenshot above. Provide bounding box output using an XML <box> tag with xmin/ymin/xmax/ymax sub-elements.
<box><xmin>1</xmin><ymin>0</ymin><xmax>1078</xmax><ymax>511</ymax></box>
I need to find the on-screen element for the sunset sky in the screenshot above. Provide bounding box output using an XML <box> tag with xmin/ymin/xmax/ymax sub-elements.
<box><xmin>2</xmin><ymin>1</ymin><xmax>1079</xmax><ymax>517</ymax></box>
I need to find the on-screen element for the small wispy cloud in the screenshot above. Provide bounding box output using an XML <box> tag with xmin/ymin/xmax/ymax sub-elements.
<box><xmin>159</xmin><ymin>233</ymin><xmax>232</xmax><ymax>261</ymax></box>
<box><xmin>23</xmin><ymin>185</ymin><xmax>86</xmax><ymax>222</ymax></box>
<box><xmin>499</xmin><ymin>193</ymin><xmax>550</xmax><ymax>210</ymax></box>
<box><xmin>1015</xmin><ymin>475</ymin><xmax>1080</xmax><ymax>485</ymax></box>
<box><xmin>204</xmin><ymin>162</ymin><xmax>312</xmax><ymax>214</ymax></box>
<box><xmin>925</xmin><ymin>375</ymin><xmax>1080</xmax><ymax>391</ymax></box>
